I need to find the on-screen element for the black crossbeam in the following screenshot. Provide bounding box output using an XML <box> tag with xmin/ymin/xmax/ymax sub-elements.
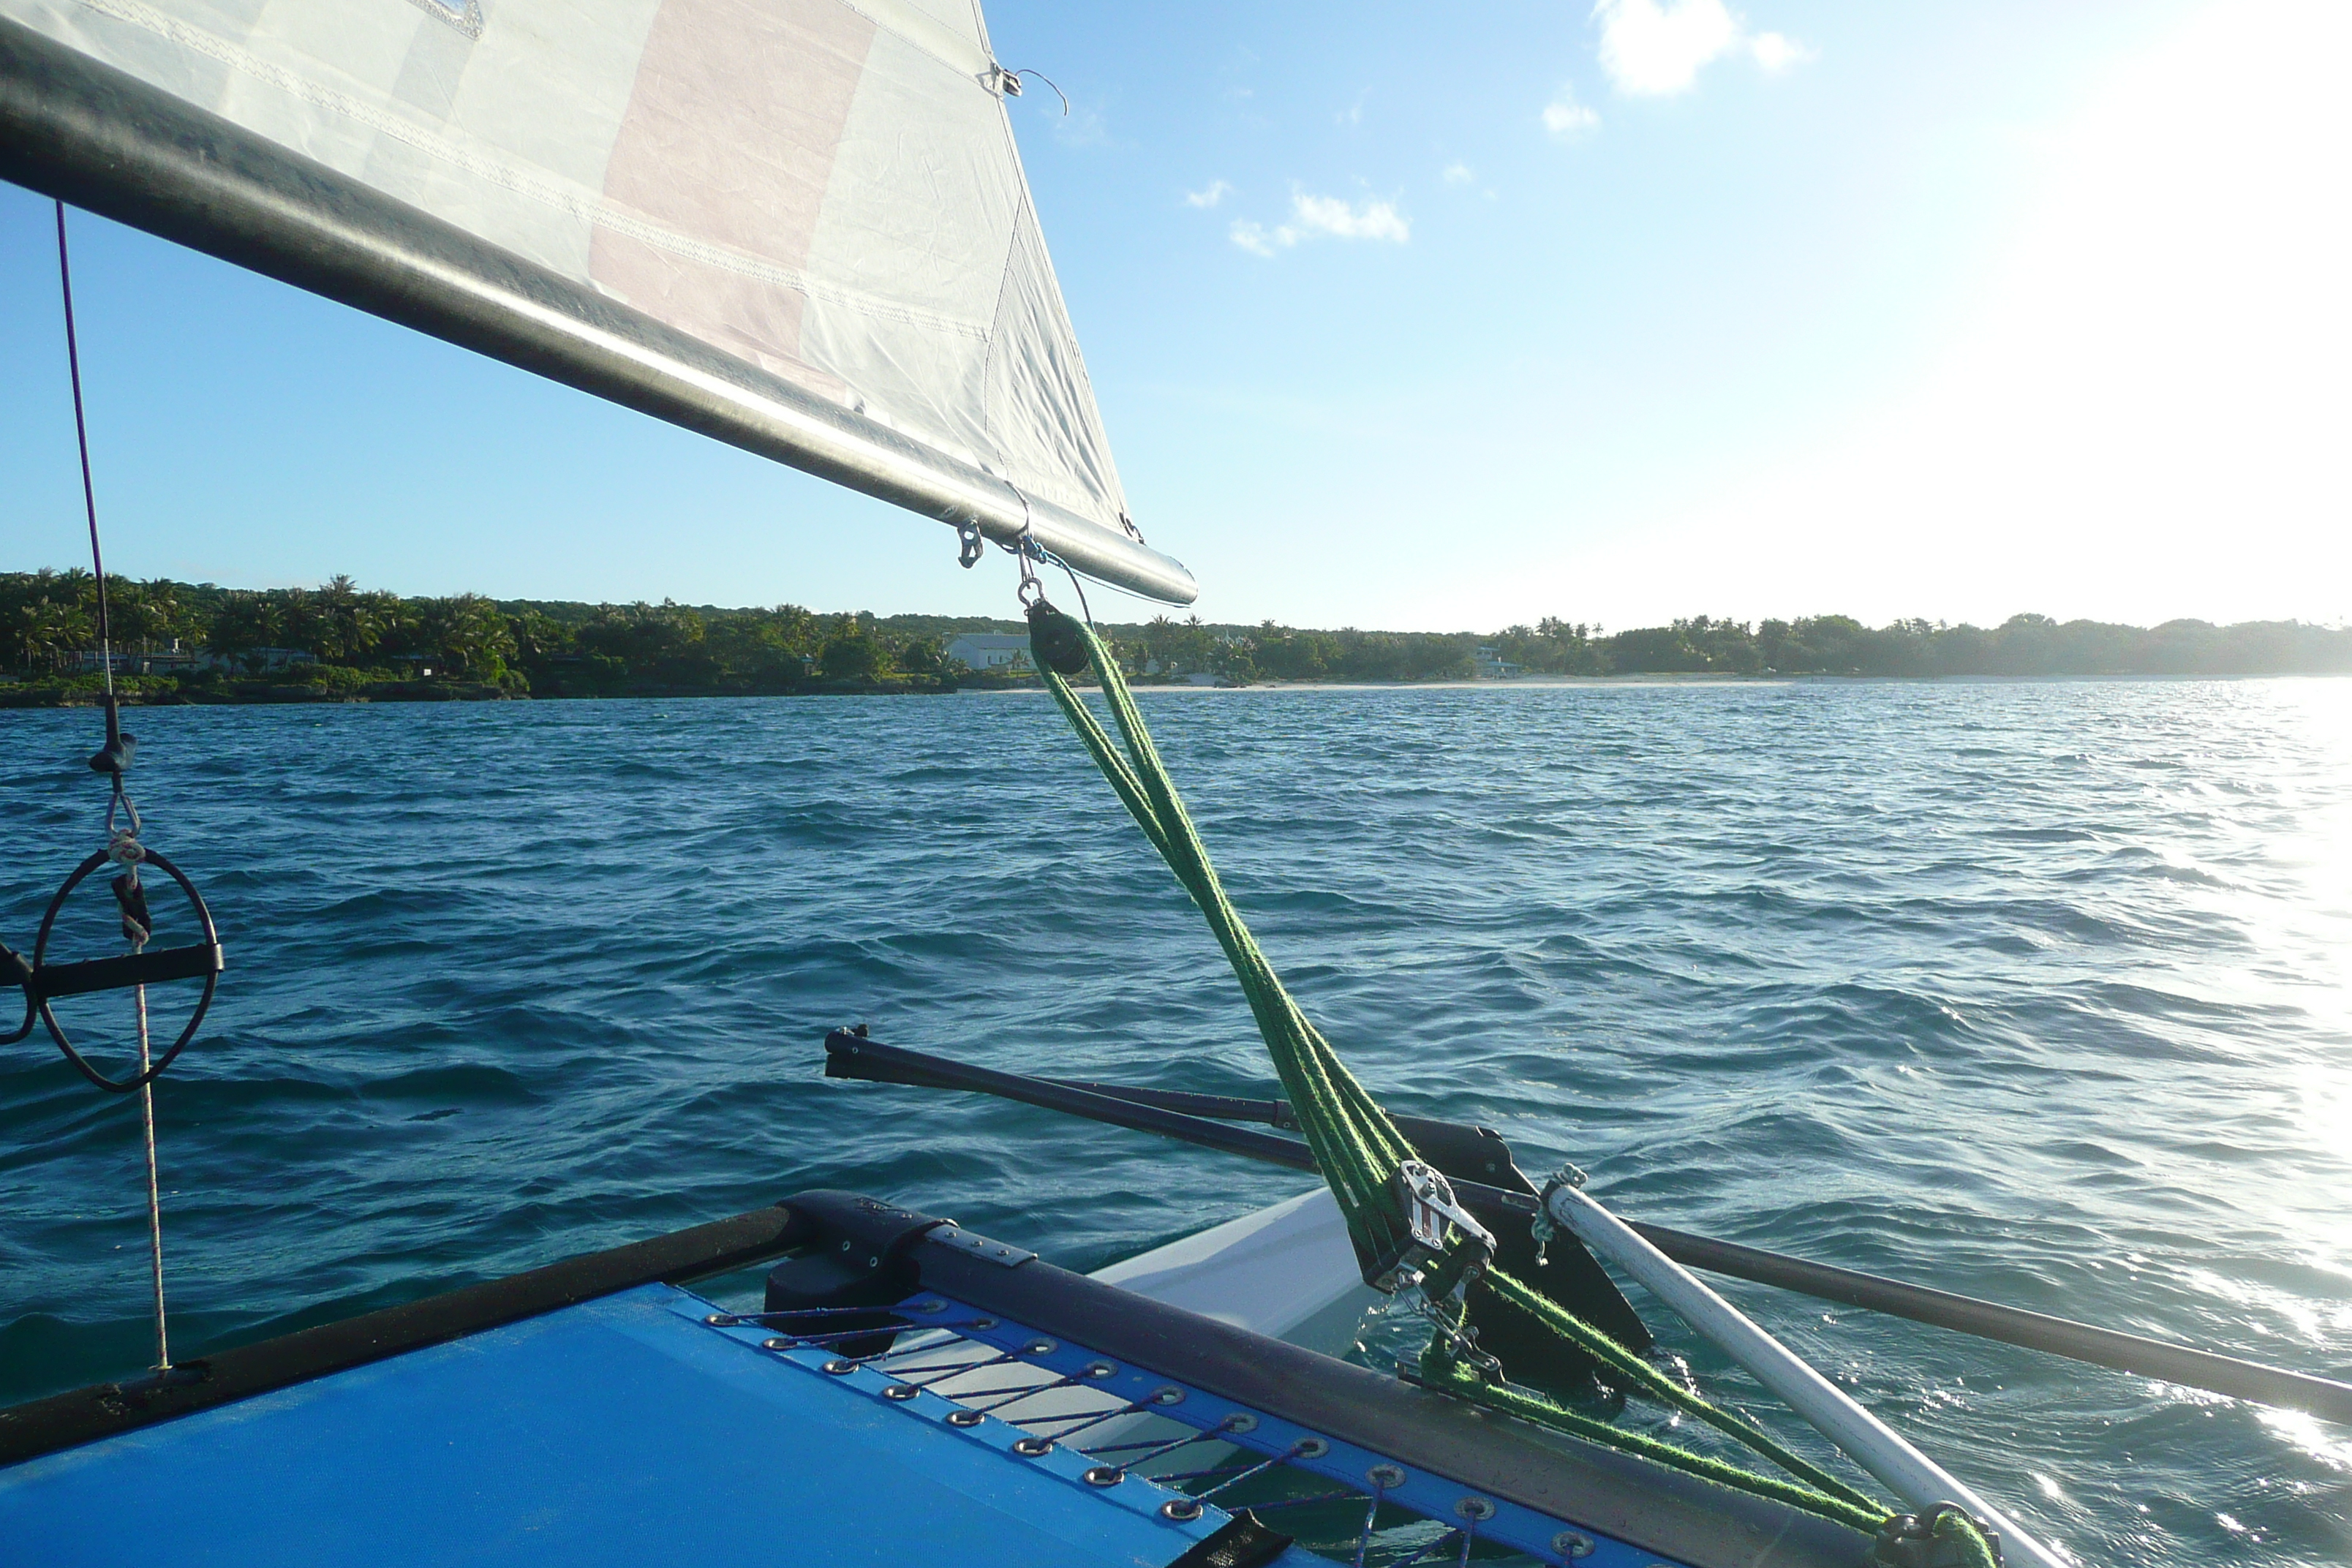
<box><xmin>26</xmin><ymin>942</ymin><xmax>222</xmax><ymax>1000</ymax></box>
<box><xmin>823</xmin><ymin>1030</ymin><xmax>2352</xmax><ymax>1425</ymax></box>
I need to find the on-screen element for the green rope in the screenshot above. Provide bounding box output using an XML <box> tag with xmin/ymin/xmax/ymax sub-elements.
<box><xmin>1032</xmin><ymin>608</ymin><xmax>1910</xmax><ymax>1540</ymax></box>
<box><xmin>1416</xmin><ymin>1352</ymin><xmax>1886</xmax><ymax>1533</ymax></box>
<box><xmin>1940</xmin><ymin>1512</ymin><xmax>2004</xmax><ymax>1568</ymax></box>
<box><xmin>1469</xmin><ymin>1270</ymin><xmax>1884</xmax><ymax>1516</ymax></box>
<box><xmin>1036</xmin><ymin>626</ymin><xmax>1414</xmax><ymax>1263</ymax></box>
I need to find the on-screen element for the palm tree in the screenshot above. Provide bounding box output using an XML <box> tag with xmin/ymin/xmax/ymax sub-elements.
<box><xmin>206</xmin><ymin>592</ymin><xmax>284</xmax><ymax>671</ymax></box>
<box><xmin>314</xmin><ymin>575</ymin><xmax>381</xmax><ymax>664</ymax></box>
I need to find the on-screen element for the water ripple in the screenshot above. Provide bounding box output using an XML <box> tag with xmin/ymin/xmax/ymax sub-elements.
<box><xmin>2</xmin><ymin>681</ymin><xmax>2349</xmax><ymax>1563</ymax></box>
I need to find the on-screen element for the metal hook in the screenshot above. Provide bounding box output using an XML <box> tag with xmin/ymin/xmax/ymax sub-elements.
<box><xmin>999</xmin><ymin>68</ymin><xmax>1068</xmax><ymax>115</ymax></box>
<box><xmin>1014</xmin><ymin>540</ymin><xmax>1046</xmax><ymax>608</ymax></box>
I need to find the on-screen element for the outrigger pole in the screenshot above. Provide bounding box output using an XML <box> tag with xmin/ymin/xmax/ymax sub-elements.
<box><xmin>1540</xmin><ymin>1182</ymin><xmax>2065</xmax><ymax>1568</ymax></box>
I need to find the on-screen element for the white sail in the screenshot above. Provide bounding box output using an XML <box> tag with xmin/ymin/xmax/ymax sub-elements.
<box><xmin>0</xmin><ymin>0</ymin><xmax>1194</xmax><ymax>602</ymax></box>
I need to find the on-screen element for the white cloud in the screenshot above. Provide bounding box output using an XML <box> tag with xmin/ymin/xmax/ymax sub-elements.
<box><xmin>1292</xmin><ymin>192</ymin><xmax>1410</xmax><ymax>242</ymax></box>
<box><xmin>1591</xmin><ymin>0</ymin><xmax>1806</xmax><ymax>97</ymax></box>
<box><xmin>1229</xmin><ymin>219</ymin><xmax>1278</xmax><ymax>257</ymax></box>
<box><xmin>1542</xmin><ymin>86</ymin><xmax>1600</xmax><ymax>138</ymax></box>
<box><xmin>1443</xmin><ymin>162</ymin><xmax>1476</xmax><ymax>184</ymax></box>
<box><xmin>1748</xmin><ymin>31</ymin><xmax>1811</xmax><ymax>72</ymax></box>
<box><xmin>1185</xmin><ymin>180</ymin><xmax>1233</xmax><ymax>208</ymax></box>
<box><xmin>1229</xmin><ymin>190</ymin><xmax>1411</xmax><ymax>256</ymax></box>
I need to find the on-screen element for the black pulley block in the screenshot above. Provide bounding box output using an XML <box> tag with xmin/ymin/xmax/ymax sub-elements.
<box><xmin>1025</xmin><ymin>600</ymin><xmax>1093</xmax><ymax>677</ymax></box>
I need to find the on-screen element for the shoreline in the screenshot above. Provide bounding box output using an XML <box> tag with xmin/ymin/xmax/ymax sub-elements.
<box><xmin>9</xmin><ymin>668</ymin><xmax>2348</xmax><ymax>710</ymax></box>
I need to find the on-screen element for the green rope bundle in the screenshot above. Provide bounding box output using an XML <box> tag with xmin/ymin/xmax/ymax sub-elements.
<box><xmin>1030</xmin><ymin>606</ymin><xmax>1997</xmax><ymax>1559</ymax></box>
<box><xmin>1031</xmin><ymin>610</ymin><xmax>1417</xmax><ymax>1270</ymax></box>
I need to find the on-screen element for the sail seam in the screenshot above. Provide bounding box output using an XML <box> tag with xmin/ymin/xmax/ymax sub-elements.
<box><xmin>975</xmin><ymin>188</ymin><xmax>1025</xmax><ymax>486</ymax></box>
<box><xmin>72</xmin><ymin>0</ymin><xmax>992</xmax><ymax>342</ymax></box>
<box><xmin>976</xmin><ymin>59</ymin><xmax>1131</xmax><ymax>523</ymax></box>
<box><xmin>831</xmin><ymin>0</ymin><xmax>990</xmax><ymax>80</ymax></box>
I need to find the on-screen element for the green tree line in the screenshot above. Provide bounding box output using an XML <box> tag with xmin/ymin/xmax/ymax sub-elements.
<box><xmin>4</xmin><ymin>572</ymin><xmax>2347</xmax><ymax>699</ymax></box>
<box><xmin>0</xmin><ymin>571</ymin><xmax>966</xmax><ymax>696</ymax></box>
<box><xmin>1120</xmin><ymin>611</ymin><xmax>2352</xmax><ymax>682</ymax></box>
<box><xmin>1491</xmin><ymin>613</ymin><xmax>2352</xmax><ymax>679</ymax></box>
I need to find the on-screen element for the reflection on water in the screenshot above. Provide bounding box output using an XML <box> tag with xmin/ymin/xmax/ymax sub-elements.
<box><xmin>3</xmin><ymin>677</ymin><xmax>2348</xmax><ymax>1564</ymax></box>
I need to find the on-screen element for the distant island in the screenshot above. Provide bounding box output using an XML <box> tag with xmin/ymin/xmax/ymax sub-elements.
<box><xmin>3</xmin><ymin>570</ymin><xmax>2347</xmax><ymax>706</ymax></box>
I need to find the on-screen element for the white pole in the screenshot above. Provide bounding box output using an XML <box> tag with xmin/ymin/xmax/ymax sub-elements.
<box><xmin>1544</xmin><ymin>1185</ymin><xmax>2068</xmax><ymax>1568</ymax></box>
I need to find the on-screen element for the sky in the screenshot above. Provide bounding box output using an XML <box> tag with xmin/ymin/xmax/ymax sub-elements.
<box><xmin>2</xmin><ymin>0</ymin><xmax>2346</xmax><ymax>632</ymax></box>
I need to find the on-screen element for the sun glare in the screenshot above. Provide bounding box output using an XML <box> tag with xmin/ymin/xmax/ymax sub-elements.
<box><xmin>1607</xmin><ymin>0</ymin><xmax>2352</xmax><ymax>628</ymax></box>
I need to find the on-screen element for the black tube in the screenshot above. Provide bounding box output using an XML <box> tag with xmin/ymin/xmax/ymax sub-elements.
<box><xmin>823</xmin><ymin>1031</ymin><xmax>2352</xmax><ymax>1425</ymax></box>
<box><xmin>827</xmin><ymin>1032</ymin><xmax>1325</xmax><ymax>1175</ymax></box>
<box><xmin>1048</xmin><ymin>1077</ymin><xmax>1529</xmax><ymax>1185</ymax></box>
<box><xmin>1616</xmin><ymin>1223</ymin><xmax>2352</xmax><ymax>1425</ymax></box>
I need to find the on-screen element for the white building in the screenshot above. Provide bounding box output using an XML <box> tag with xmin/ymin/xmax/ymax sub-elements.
<box><xmin>1471</xmin><ymin>645</ymin><xmax>1523</xmax><ymax>679</ymax></box>
<box><xmin>75</xmin><ymin>641</ymin><xmax>207</xmax><ymax>675</ymax></box>
<box><xmin>944</xmin><ymin>633</ymin><xmax>1033</xmax><ymax>672</ymax></box>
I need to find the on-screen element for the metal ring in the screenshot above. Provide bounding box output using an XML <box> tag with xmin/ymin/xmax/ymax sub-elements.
<box><xmin>1455</xmin><ymin>1497</ymin><xmax>1496</xmax><ymax>1521</ymax></box>
<box><xmin>1011</xmin><ymin>1436</ymin><xmax>1053</xmax><ymax>1457</ymax></box>
<box><xmin>821</xmin><ymin>1359</ymin><xmax>857</xmax><ymax>1375</ymax></box>
<box><xmin>1367</xmin><ymin>1464</ymin><xmax>1406</xmax><ymax>1490</ymax></box>
<box><xmin>945</xmin><ymin>1409</ymin><xmax>984</xmax><ymax>1428</ymax></box>
<box><xmin>1551</xmin><ymin>1531</ymin><xmax>1596</xmax><ymax>1560</ymax></box>
<box><xmin>29</xmin><ymin>845</ymin><xmax>220</xmax><ymax>1093</ymax></box>
<box><xmin>881</xmin><ymin>1384</ymin><xmax>918</xmax><ymax>1401</ymax></box>
<box><xmin>762</xmin><ymin>1337</ymin><xmax>794</xmax><ymax>1351</ymax></box>
<box><xmin>1082</xmin><ymin>1466</ymin><xmax>1125</xmax><ymax>1487</ymax></box>
<box><xmin>1150</xmin><ymin>1387</ymin><xmax>1185</xmax><ymax>1406</ymax></box>
<box><xmin>1292</xmin><ymin>1437</ymin><xmax>1328</xmax><ymax>1459</ymax></box>
<box><xmin>1159</xmin><ymin>1499</ymin><xmax>1204</xmax><ymax>1523</ymax></box>
<box><xmin>1022</xmin><ymin>1339</ymin><xmax>1056</xmax><ymax>1357</ymax></box>
<box><xmin>1083</xmin><ymin>1360</ymin><xmax>1117</xmax><ymax>1379</ymax></box>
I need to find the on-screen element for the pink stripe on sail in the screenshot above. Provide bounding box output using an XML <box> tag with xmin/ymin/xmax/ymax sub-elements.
<box><xmin>591</xmin><ymin>0</ymin><xmax>874</xmax><ymax>388</ymax></box>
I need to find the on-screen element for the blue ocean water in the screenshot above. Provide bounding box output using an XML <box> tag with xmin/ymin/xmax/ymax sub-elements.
<box><xmin>3</xmin><ymin>679</ymin><xmax>2348</xmax><ymax>1564</ymax></box>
